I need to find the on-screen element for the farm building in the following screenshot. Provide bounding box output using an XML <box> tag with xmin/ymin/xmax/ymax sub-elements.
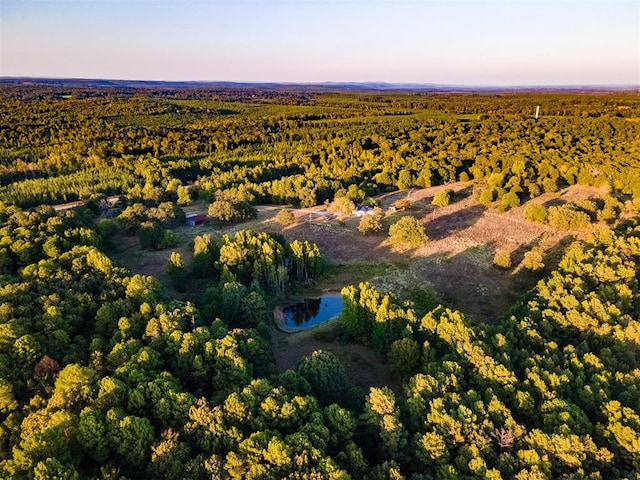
<box><xmin>352</xmin><ymin>205</ymin><xmax>375</xmax><ymax>217</ymax></box>
<box><xmin>185</xmin><ymin>213</ymin><xmax>207</xmax><ymax>226</ymax></box>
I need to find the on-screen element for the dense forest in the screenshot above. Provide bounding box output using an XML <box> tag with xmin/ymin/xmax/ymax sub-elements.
<box><xmin>0</xmin><ymin>86</ymin><xmax>639</xmax><ymax>479</ymax></box>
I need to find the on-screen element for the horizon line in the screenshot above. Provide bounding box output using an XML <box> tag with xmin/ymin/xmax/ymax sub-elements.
<box><xmin>1</xmin><ymin>76</ymin><xmax>638</xmax><ymax>91</ymax></box>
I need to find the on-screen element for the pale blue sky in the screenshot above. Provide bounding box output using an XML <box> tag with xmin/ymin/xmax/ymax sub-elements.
<box><xmin>1</xmin><ymin>0</ymin><xmax>638</xmax><ymax>85</ymax></box>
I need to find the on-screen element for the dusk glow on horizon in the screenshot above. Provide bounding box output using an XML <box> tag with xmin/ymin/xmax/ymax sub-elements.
<box><xmin>1</xmin><ymin>0</ymin><xmax>638</xmax><ymax>86</ymax></box>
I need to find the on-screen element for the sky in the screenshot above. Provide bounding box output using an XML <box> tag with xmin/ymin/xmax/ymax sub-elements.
<box><xmin>1</xmin><ymin>0</ymin><xmax>638</xmax><ymax>86</ymax></box>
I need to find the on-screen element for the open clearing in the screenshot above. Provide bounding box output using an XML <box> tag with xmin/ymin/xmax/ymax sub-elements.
<box><xmin>111</xmin><ymin>183</ymin><xmax>610</xmax><ymax>381</ymax></box>
<box><xmin>271</xmin><ymin>321</ymin><xmax>401</xmax><ymax>394</ymax></box>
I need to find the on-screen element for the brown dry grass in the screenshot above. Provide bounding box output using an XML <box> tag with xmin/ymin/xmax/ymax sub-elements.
<box><xmin>271</xmin><ymin>321</ymin><xmax>402</xmax><ymax>394</ymax></box>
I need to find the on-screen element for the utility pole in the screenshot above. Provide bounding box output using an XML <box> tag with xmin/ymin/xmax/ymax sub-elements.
<box><xmin>535</xmin><ymin>105</ymin><xmax>540</xmax><ymax>120</ymax></box>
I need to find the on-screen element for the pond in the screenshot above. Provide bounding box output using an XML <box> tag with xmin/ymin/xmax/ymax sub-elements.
<box><xmin>275</xmin><ymin>294</ymin><xmax>344</xmax><ymax>333</ymax></box>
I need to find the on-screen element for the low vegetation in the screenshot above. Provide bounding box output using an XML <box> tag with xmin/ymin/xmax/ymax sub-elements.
<box><xmin>388</xmin><ymin>216</ymin><xmax>428</xmax><ymax>249</ymax></box>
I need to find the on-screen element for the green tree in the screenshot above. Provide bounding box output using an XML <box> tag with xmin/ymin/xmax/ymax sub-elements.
<box><xmin>208</xmin><ymin>199</ymin><xmax>256</xmax><ymax>223</ymax></box>
<box><xmin>329</xmin><ymin>196</ymin><xmax>356</xmax><ymax>214</ymax></box>
<box><xmin>358</xmin><ymin>209</ymin><xmax>383</xmax><ymax>235</ymax></box>
<box><xmin>387</xmin><ymin>338</ymin><xmax>420</xmax><ymax>378</ymax></box>
<box><xmin>500</xmin><ymin>191</ymin><xmax>521</xmax><ymax>210</ymax></box>
<box><xmin>364</xmin><ymin>387</ymin><xmax>407</xmax><ymax>460</ymax></box>
<box><xmin>493</xmin><ymin>249</ymin><xmax>512</xmax><ymax>269</ymax></box>
<box><xmin>296</xmin><ymin>350</ymin><xmax>349</xmax><ymax>406</ymax></box>
<box><xmin>388</xmin><ymin>216</ymin><xmax>428</xmax><ymax>250</ymax></box>
<box><xmin>0</xmin><ymin>377</ymin><xmax>18</xmax><ymax>413</ymax></box>
<box><xmin>48</xmin><ymin>364</ymin><xmax>98</xmax><ymax>410</ymax></box>
<box><xmin>524</xmin><ymin>203</ymin><xmax>549</xmax><ymax>223</ymax></box>
<box><xmin>167</xmin><ymin>251</ymin><xmax>187</xmax><ymax>292</ymax></box>
<box><xmin>275</xmin><ymin>208</ymin><xmax>295</xmax><ymax>226</ymax></box>
<box><xmin>432</xmin><ymin>189</ymin><xmax>454</xmax><ymax>207</ymax></box>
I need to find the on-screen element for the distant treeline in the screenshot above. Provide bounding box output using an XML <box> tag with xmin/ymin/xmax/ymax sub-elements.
<box><xmin>0</xmin><ymin>88</ymin><xmax>638</xmax><ymax>209</ymax></box>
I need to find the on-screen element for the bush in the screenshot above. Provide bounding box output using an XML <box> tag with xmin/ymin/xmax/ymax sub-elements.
<box><xmin>388</xmin><ymin>216</ymin><xmax>428</xmax><ymax>249</ymax></box>
<box><xmin>479</xmin><ymin>189</ymin><xmax>495</xmax><ymax>205</ymax></box>
<box><xmin>493</xmin><ymin>250</ymin><xmax>512</xmax><ymax>269</ymax></box>
<box><xmin>275</xmin><ymin>209</ymin><xmax>296</xmax><ymax>226</ymax></box>
<box><xmin>138</xmin><ymin>221</ymin><xmax>164</xmax><ymax>249</ymax></box>
<box><xmin>394</xmin><ymin>199</ymin><xmax>413</xmax><ymax>211</ymax></box>
<box><xmin>296</xmin><ymin>350</ymin><xmax>348</xmax><ymax>406</ymax></box>
<box><xmin>167</xmin><ymin>251</ymin><xmax>187</xmax><ymax>291</ymax></box>
<box><xmin>207</xmin><ymin>199</ymin><xmax>256</xmax><ymax>223</ymax></box>
<box><xmin>388</xmin><ymin>338</ymin><xmax>420</xmax><ymax>378</ymax></box>
<box><xmin>547</xmin><ymin>205</ymin><xmax>590</xmax><ymax>230</ymax></box>
<box><xmin>521</xmin><ymin>248</ymin><xmax>544</xmax><ymax>271</ymax></box>
<box><xmin>500</xmin><ymin>191</ymin><xmax>521</xmax><ymax>210</ymax></box>
<box><xmin>524</xmin><ymin>203</ymin><xmax>549</xmax><ymax>223</ymax></box>
<box><xmin>432</xmin><ymin>189</ymin><xmax>454</xmax><ymax>207</ymax></box>
<box><xmin>328</xmin><ymin>196</ymin><xmax>355</xmax><ymax>214</ymax></box>
<box><xmin>358</xmin><ymin>210</ymin><xmax>383</xmax><ymax>235</ymax></box>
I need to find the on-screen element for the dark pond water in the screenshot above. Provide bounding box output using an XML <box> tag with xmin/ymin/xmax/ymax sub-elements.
<box><xmin>280</xmin><ymin>294</ymin><xmax>344</xmax><ymax>332</ymax></box>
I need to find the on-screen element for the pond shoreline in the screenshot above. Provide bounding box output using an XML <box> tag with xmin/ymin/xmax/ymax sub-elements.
<box><xmin>273</xmin><ymin>293</ymin><xmax>344</xmax><ymax>333</ymax></box>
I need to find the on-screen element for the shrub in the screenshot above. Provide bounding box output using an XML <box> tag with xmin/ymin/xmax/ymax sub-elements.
<box><xmin>388</xmin><ymin>216</ymin><xmax>428</xmax><ymax>249</ymax></box>
<box><xmin>358</xmin><ymin>210</ymin><xmax>383</xmax><ymax>235</ymax></box>
<box><xmin>479</xmin><ymin>189</ymin><xmax>495</xmax><ymax>205</ymax></box>
<box><xmin>547</xmin><ymin>205</ymin><xmax>590</xmax><ymax>230</ymax></box>
<box><xmin>388</xmin><ymin>338</ymin><xmax>420</xmax><ymax>378</ymax></box>
<box><xmin>394</xmin><ymin>199</ymin><xmax>413</xmax><ymax>211</ymax></box>
<box><xmin>275</xmin><ymin>209</ymin><xmax>296</xmax><ymax>226</ymax></box>
<box><xmin>524</xmin><ymin>203</ymin><xmax>549</xmax><ymax>223</ymax></box>
<box><xmin>493</xmin><ymin>250</ymin><xmax>512</xmax><ymax>269</ymax></box>
<box><xmin>432</xmin><ymin>189</ymin><xmax>454</xmax><ymax>207</ymax></box>
<box><xmin>522</xmin><ymin>249</ymin><xmax>544</xmax><ymax>271</ymax></box>
<box><xmin>500</xmin><ymin>191</ymin><xmax>521</xmax><ymax>210</ymax></box>
<box><xmin>167</xmin><ymin>251</ymin><xmax>187</xmax><ymax>291</ymax></box>
<box><xmin>596</xmin><ymin>196</ymin><xmax>623</xmax><ymax>223</ymax></box>
<box><xmin>207</xmin><ymin>199</ymin><xmax>256</xmax><ymax>223</ymax></box>
<box><xmin>328</xmin><ymin>196</ymin><xmax>355</xmax><ymax>214</ymax></box>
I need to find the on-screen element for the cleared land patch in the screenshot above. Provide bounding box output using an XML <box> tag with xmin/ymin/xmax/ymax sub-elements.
<box><xmin>111</xmin><ymin>183</ymin><xmax>611</xmax><ymax>377</ymax></box>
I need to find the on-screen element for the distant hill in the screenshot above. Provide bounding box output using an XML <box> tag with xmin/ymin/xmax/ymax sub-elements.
<box><xmin>0</xmin><ymin>77</ymin><xmax>637</xmax><ymax>93</ymax></box>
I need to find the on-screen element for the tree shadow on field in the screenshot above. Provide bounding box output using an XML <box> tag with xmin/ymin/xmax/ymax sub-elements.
<box><xmin>422</xmin><ymin>185</ymin><xmax>474</xmax><ymax>210</ymax></box>
<box><xmin>415</xmin><ymin>232</ymin><xmax>577</xmax><ymax>325</ymax></box>
<box><xmin>509</xmin><ymin>236</ymin><xmax>544</xmax><ymax>268</ymax></box>
<box><xmin>415</xmin><ymin>244</ymin><xmax>514</xmax><ymax>324</ymax></box>
<box><xmin>543</xmin><ymin>197</ymin><xmax>566</xmax><ymax>208</ymax></box>
<box><xmin>452</xmin><ymin>185</ymin><xmax>474</xmax><ymax>202</ymax></box>
<box><xmin>424</xmin><ymin>204</ymin><xmax>486</xmax><ymax>241</ymax></box>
